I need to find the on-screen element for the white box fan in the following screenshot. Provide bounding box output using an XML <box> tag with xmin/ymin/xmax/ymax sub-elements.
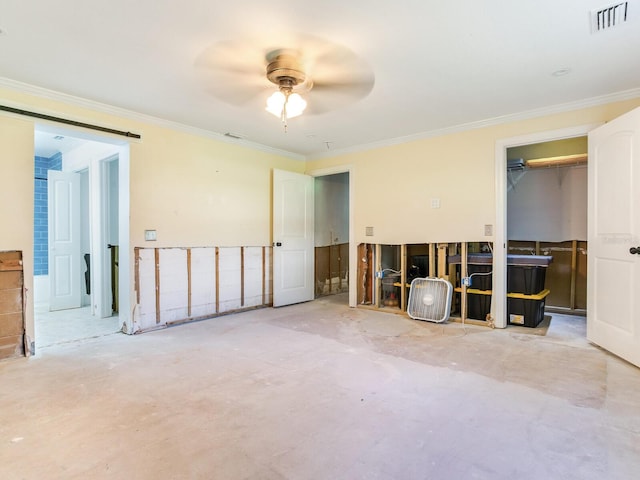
<box><xmin>407</xmin><ymin>277</ymin><xmax>453</xmax><ymax>323</ymax></box>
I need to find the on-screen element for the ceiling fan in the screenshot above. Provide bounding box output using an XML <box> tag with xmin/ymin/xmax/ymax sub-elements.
<box><xmin>195</xmin><ymin>35</ymin><xmax>375</xmax><ymax>130</ymax></box>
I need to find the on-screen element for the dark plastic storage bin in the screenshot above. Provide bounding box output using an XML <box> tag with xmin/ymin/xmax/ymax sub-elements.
<box><xmin>448</xmin><ymin>253</ymin><xmax>493</xmax><ymax>291</ymax></box>
<box><xmin>507</xmin><ymin>255</ymin><xmax>553</xmax><ymax>295</ymax></box>
<box><xmin>507</xmin><ymin>290</ymin><xmax>549</xmax><ymax>327</ymax></box>
<box><xmin>468</xmin><ymin>264</ymin><xmax>492</xmax><ymax>291</ymax></box>
<box><xmin>408</xmin><ymin>255</ymin><xmax>429</xmax><ymax>281</ymax></box>
<box><xmin>467</xmin><ymin>291</ymin><xmax>491</xmax><ymax>321</ymax></box>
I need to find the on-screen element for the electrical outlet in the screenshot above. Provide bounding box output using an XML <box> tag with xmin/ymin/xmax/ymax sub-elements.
<box><xmin>366</xmin><ymin>226</ymin><xmax>374</xmax><ymax>236</ymax></box>
<box><xmin>462</xmin><ymin>277</ymin><xmax>471</xmax><ymax>287</ymax></box>
<box><xmin>431</xmin><ymin>198</ymin><xmax>441</xmax><ymax>209</ymax></box>
<box><xmin>375</xmin><ymin>271</ymin><xmax>384</xmax><ymax>279</ymax></box>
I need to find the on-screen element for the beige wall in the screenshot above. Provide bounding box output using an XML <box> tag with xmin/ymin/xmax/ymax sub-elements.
<box><xmin>0</xmin><ymin>86</ymin><xmax>302</xmax><ymax>348</ymax></box>
<box><xmin>306</xmin><ymin>98</ymin><xmax>640</xmax><ymax>245</ymax></box>
<box><xmin>129</xmin><ymin>126</ymin><xmax>303</xmax><ymax>248</ymax></box>
<box><xmin>2</xmin><ymin>83</ymin><xmax>640</xmax><ymax>347</ymax></box>
<box><xmin>0</xmin><ymin>113</ymin><xmax>35</xmax><ymax>352</ymax></box>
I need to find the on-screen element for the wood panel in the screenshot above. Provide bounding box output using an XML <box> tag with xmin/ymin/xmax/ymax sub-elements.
<box><xmin>0</xmin><ymin>251</ymin><xmax>24</xmax><ymax>360</ymax></box>
<box><xmin>315</xmin><ymin>243</ymin><xmax>349</xmax><ymax>297</ymax></box>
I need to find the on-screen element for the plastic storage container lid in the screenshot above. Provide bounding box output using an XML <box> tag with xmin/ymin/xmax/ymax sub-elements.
<box><xmin>447</xmin><ymin>253</ymin><xmax>493</xmax><ymax>265</ymax></box>
<box><xmin>447</xmin><ymin>253</ymin><xmax>553</xmax><ymax>267</ymax></box>
<box><xmin>506</xmin><ymin>255</ymin><xmax>553</xmax><ymax>267</ymax></box>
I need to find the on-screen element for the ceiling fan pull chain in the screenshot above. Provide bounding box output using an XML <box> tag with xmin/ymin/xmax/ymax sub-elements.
<box><xmin>282</xmin><ymin>93</ymin><xmax>289</xmax><ymax>133</ymax></box>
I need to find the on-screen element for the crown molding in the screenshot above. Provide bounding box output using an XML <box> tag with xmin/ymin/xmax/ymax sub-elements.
<box><xmin>3</xmin><ymin>76</ymin><xmax>639</xmax><ymax>163</ymax></box>
<box><xmin>0</xmin><ymin>77</ymin><xmax>305</xmax><ymax>161</ymax></box>
<box><xmin>308</xmin><ymin>87</ymin><xmax>640</xmax><ymax>160</ymax></box>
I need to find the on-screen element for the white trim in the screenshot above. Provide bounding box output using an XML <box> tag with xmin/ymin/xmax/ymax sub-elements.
<box><xmin>494</xmin><ymin>124</ymin><xmax>596</xmax><ymax>328</ymax></box>
<box><xmin>0</xmin><ymin>77</ymin><xmax>304</xmax><ymax>161</ymax></box>
<box><xmin>117</xmin><ymin>145</ymin><xmax>131</xmax><ymax>333</ymax></box>
<box><xmin>307</xmin><ymin>164</ymin><xmax>356</xmax><ymax>308</ymax></box>
<box><xmin>309</xmin><ymin>88</ymin><xmax>640</xmax><ymax>160</ymax></box>
<box><xmin>3</xmin><ymin>76</ymin><xmax>638</xmax><ymax>162</ymax></box>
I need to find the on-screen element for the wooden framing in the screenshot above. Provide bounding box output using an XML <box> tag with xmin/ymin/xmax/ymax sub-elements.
<box><xmin>240</xmin><ymin>246</ymin><xmax>245</xmax><ymax>307</ymax></box>
<box><xmin>262</xmin><ymin>246</ymin><xmax>266</xmax><ymax>306</ymax></box>
<box><xmin>570</xmin><ymin>240</ymin><xmax>578</xmax><ymax>310</ymax></box>
<box><xmin>460</xmin><ymin>242</ymin><xmax>467</xmax><ymax>321</ymax></box>
<box><xmin>400</xmin><ymin>244</ymin><xmax>407</xmax><ymax>311</ymax></box>
<box><xmin>187</xmin><ymin>248</ymin><xmax>192</xmax><ymax>317</ymax></box>
<box><xmin>375</xmin><ymin>244</ymin><xmax>382</xmax><ymax>308</ymax></box>
<box><xmin>131</xmin><ymin>245</ymin><xmax>273</xmax><ymax>332</ymax></box>
<box><xmin>134</xmin><ymin>247</ymin><xmax>141</xmax><ymax>305</ymax></box>
<box><xmin>154</xmin><ymin>248</ymin><xmax>160</xmax><ymax>324</ymax></box>
<box><xmin>508</xmin><ymin>239</ymin><xmax>587</xmax><ymax>313</ymax></box>
<box><xmin>215</xmin><ymin>247</ymin><xmax>220</xmax><ymax>314</ymax></box>
<box><xmin>0</xmin><ymin>251</ymin><xmax>25</xmax><ymax>359</ymax></box>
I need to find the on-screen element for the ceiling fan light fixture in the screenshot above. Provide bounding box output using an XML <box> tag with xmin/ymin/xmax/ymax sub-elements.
<box><xmin>265</xmin><ymin>90</ymin><xmax>307</xmax><ymax>120</ymax></box>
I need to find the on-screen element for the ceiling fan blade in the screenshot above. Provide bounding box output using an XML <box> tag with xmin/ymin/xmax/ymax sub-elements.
<box><xmin>195</xmin><ymin>41</ymin><xmax>271</xmax><ymax>106</ymax></box>
<box><xmin>302</xmin><ymin>75</ymin><xmax>375</xmax><ymax>114</ymax></box>
<box><xmin>194</xmin><ymin>34</ymin><xmax>375</xmax><ymax>113</ymax></box>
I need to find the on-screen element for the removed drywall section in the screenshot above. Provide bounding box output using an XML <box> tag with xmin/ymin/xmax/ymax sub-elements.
<box><xmin>132</xmin><ymin>246</ymin><xmax>272</xmax><ymax>333</ymax></box>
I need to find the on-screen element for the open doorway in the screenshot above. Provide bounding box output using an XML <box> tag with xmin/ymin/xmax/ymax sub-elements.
<box><xmin>33</xmin><ymin>127</ymin><xmax>129</xmax><ymax>349</ymax></box>
<box><xmin>314</xmin><ymin>172</ymin><xmax>350</xmax><ymax>300</ymax></box>
<box><xmin>503</xmin><ymin>136</ymin><xmax>588</xmax><ymax>337</ymax></box>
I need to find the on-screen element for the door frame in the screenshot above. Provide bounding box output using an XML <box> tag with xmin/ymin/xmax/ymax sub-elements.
<box><xmin>34</xmin><ymin>124</ymin><xmax>131</xmax><ymax>336</ymax></box>
<box><xmin>91</xmin><ymin>154</ymin><xmax>118</xmax><ymax>318</ymax></box>
<box><xmin>494</xmin><ymin>124</ymin><xmax>599</xmax><ymax>328</ymax></box>
<box><xmin>306</xmin><ymin>165</ymin><xmax>355</xmax><ymax>307</ymax></box>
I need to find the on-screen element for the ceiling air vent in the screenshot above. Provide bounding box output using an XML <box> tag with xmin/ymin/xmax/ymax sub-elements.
<box><xmin>591</xmin><ymin>2</ymin><xmax>629</xmax><ymax>33</ymax></box>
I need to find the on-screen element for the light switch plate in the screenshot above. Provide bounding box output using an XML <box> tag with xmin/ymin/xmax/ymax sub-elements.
<box><xmin>484</xmin><ymin>224</ymin><xmax>493</xmax><ymax>236</ymax></box>
<box><xmin>145</xmin><ymin>229</ymin><xmax>157</xmax><ymax>241</ymax></box>
<box><xmin>430</xmin><ymin>198</ymin><xmax>440</xmax><ymax>209</ymax></box>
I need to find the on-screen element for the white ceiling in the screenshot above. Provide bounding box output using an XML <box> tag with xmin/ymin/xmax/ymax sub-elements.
<box><xmin>2</xmin><ymin>0</ymin><xmax>640</xmax><ymax>159</ymax></box>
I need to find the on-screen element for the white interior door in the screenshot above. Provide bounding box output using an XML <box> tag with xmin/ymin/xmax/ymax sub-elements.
<box><xmin>273</xmin><ymin>169</ymin><xmax>314</xmax><ymax>307</ymax></box>
<box><xmin>588</xmin><ymin>106</ymin><xmax>640</xmax><ymax>367</ymax></box>
<box><xmin>48</xmin><ymin>170</ymin><xmax>82</xmax><ymax>311</ymax></box>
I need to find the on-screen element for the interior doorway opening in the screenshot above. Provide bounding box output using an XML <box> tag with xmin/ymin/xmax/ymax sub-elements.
<box><xmin>314</xmin><ymin>172</ymin><xmax>350</xmax><ymax>300</ymax></box>
<box><xmin>495</xmin><ymin>124</ymin><xmax>594</xmax><ymax>330</ymax></box>
<box><xmin>32</xmin><ymin>126</ymin><xmax>130</xmax><ymax>350</ymax></box>
<box><xmin>507</xmin><ymin>138</ymin><xmax>588</xmax><ymax>315</ymax></box>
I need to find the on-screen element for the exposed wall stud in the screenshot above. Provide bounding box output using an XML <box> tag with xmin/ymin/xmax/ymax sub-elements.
<box><xmin>401</xmin><ymin>244</ymin><xmax>407</xmax><ymax>311</ymax></box>
<box><xmin>461</xmin><ymin>242</ymin><xmax>468</xmax><ymax>321</ymax></box>
<box><xmin>570</xmin><ymin>240</ymin><xmax>578</xmax><ymax>310</ymax></box>
<box><xmin>134</xmin><ymin>247</ymin><xmax>141</xmax><ymax>305</ymax></box>
<box><xmin>375</xmin><ymin>244</ymin><xmax>382</xmax><ymax>307</ymax></box>
<box><xmin>154</xmin><ymin>248</ymin><xmax>160</xmax><ymax>324</ymax></box>
<box><xmin>262</xmin><ymin>247</ymin><xmax>266</xmax><ymax>305</ymax></box>
<box><xmin>429</xmin><ymin>243</ymin><xmax>436</xmax><ymax>277</ymax></box>
<box><xmin>215</xmin><ymin>247</ymin><xmax>220</xmax><ymax>314</ymax></box>
<box><xmin>187</xmin><ymin>248</ymin><xmax>192</xmax><ymax>317</ymax></box>
<box><xmin>240</xmin><ymin>246</ymin><xmax>245</xmax><ymax>307</ymax></box>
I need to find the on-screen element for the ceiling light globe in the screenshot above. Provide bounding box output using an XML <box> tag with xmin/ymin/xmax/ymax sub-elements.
<box><xmin>285</xmin><ymin>93</ymin><xmax>307</xmax><ymax>118</ymax></box>
<box><xmin>266</xmin><ymin>91</ymin><xmax>286</xmax><ymax>117</ymax></box>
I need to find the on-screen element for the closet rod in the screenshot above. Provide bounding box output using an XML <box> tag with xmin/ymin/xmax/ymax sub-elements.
<box><xmin>0</xmin><ymin>104</ymin><xmax>141</xmax><ymax>140</ymax></box>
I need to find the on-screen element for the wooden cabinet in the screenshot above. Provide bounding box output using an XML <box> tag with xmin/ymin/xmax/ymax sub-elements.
<box><xmin>0</xmin><ymin>251</ymin><xmax>25</xmax><ymax>359</ymax></box>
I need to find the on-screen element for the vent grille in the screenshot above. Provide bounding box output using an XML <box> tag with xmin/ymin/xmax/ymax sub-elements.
<box><xmin>592</xmin><ymin>2</ymin><xmax>629</xmax><ymax>32</ymax></box>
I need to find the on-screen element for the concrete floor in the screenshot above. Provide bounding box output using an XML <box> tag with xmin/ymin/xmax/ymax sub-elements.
<box><xmin>1</xmin><ymin>294</ymin><xmax>639</xmax><ymax>479</ymax></box>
